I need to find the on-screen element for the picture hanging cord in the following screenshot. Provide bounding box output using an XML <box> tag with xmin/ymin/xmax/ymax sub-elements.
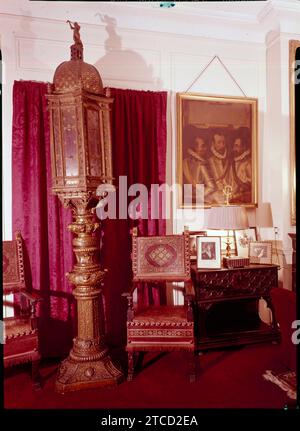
<box><xmin>184</xmin><ymin>55</ymin><xmax>247</xmax><ymax>97</ymax></box>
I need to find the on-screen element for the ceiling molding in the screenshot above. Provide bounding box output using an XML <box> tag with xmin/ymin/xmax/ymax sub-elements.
<box><xmin>272</xmin><ymin>0</ymin><xmax>300</xmax><ymax>12</ymax></box>
<box><xmin>257</xmin><ymin>1</ymin><xmax>276</xmax><ymax>23</ymax></box>
<box><xmin>1</xmin><ymin>1</ymin><xmax>300</xmax><ymax>45</ymax></box>
<box><xmin>0</xmin><ymin>12</ymin><xmax>267</xmax><ymax>45</ymax></box>
<box><xmin>124</xmin><ymin>1</ymin><xmax>265</xmax><ymax>24</ymax></box>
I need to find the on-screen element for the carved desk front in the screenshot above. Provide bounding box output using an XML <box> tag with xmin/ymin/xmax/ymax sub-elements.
<box><xmin>191</xmin><ymin>264</ymin><xmax>281</xmax><ymax>350</ymax></box>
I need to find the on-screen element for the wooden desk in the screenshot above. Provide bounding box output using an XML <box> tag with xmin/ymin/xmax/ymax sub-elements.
<box><xmin>191</xmin><ymin>264</ymin><xmax>281</xmax><ymax>350</ymax></box>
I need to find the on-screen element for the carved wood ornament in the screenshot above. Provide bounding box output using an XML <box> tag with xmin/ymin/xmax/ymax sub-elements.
<box><xmin>47</xmin><ymin>21</ymin><xmax>123</xmax><ymax>393</ymax></box>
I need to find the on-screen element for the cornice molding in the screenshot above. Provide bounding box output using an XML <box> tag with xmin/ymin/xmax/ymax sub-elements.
<box><xmin>124</xmin><ymin>2</ymin><xmax>262</xmax><ymax>24</ymax></box>
<box><xmin>0</xmin><ymin>13</ymin><xmax>266</xmax><ymax>45</ymax></box>
<box><xmin>257</xmin><ymin>1</ymin><xmax>275</xmax><ymax>23</ymax></box>
<box><xmin>1</xmin><ymin>1</ymin><xmax>300</xmax><ymax>45</ymax></box>
<box><xmin>272</xmin><ymin>0</ymin><xmax>300</xmax><ymax>13</ymax></box>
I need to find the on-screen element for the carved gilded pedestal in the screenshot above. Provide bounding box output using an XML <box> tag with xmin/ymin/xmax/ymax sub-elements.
<box><xmin>54</xmin><ymin>192</ymin><xmax>122</xmax><ymax>393</ymax></box>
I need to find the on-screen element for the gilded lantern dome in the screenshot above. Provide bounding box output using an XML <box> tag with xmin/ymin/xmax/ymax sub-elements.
<box><xmin>53</xmin><ymin>21</ymin><xmax>103</xmax><ymax>95</ymax></box>
<box><xmin>53</xmin><ymin>61</ymin><xmax>103</xmax><ymax>94</ymax></box>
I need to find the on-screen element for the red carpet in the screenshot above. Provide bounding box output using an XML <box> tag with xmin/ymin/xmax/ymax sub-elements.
<box><xmin>4</xmin><ymin>343</ymin><xmax>295</xmax><ymax>409</ymax></box>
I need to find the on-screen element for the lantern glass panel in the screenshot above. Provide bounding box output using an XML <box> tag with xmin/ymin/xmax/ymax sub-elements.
<box><xmin>62</xmin><ymin>107</ymin><xmax>79</xmax><ymax>177</ymax></box>
<box><xmin>53</xmin><ymin>109</ymin><xmax>63</xmax><ymax>177</ymax></box>
<box><xmin>87</xmin><ymin>109</ymin><xmax>102</xmax><ymax>177</ymax></box>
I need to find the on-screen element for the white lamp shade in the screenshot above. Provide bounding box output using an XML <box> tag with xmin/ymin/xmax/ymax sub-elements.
<box><xmin>204</xmin><ymin>206</ymin><xmax>249</xmax><ymax>230</ymax></box>
<box><xmin>256</xmin><ymin>202</ymin><xmax>273</xmax><ymax>228</ymax></box>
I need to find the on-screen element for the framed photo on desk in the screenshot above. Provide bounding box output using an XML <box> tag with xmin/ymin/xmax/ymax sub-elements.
<box><xmin>196</xmin><ymin>236</ymin><xmax>221</xmax><ymax>269</ymax></box>
<box><xmin>234</xmin><ymin>227</ymin><xmax>257</xmax><ymax>257</ymax></box>
<box><xmin>249</xmin><ymin>241</ymin><xmax>272</xmax><ymax>264</ymax></box>
<box><xmin>189</xmin><ymin>230</ymin><xmax>207</xmax><ymax>260</ymax></box>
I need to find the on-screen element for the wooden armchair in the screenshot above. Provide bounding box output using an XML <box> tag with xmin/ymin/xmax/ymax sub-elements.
<box><xmin>123</xmin><ymin>227</ymin><xmax>196</xmax><ymax>382</ymax></box>
<box><xmin>3</xmin><ymin>231</ymin><xmax>43</xmax><ymax>389</ymax></box>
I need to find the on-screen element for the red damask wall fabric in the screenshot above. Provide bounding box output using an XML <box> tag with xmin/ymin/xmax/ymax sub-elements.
<box><xmin>12</xmin><ymin>81</ymin><xmax>75</xmax><ymax>357</ymax></box>
<box><xmin>102</xmin><ymin>88</ymin><xmax>167</xmax><ymax>345</ymax></box>
<box><xmin>11</xmin><ymin>81</ymin><xmax>167</xmax><ymax>353</ymax></box>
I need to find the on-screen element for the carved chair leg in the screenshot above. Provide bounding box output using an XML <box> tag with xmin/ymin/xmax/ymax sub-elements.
<box><xmin>127</xmin><ymin>352</ymin><xmax>135</xmax><ymax>382</ymax></box>
<box><xmin>189</xmin><ymin>352</ymin><xmax>196</xmax><ymax>383</ymax></box>
<box><xmin>135</xmin><ymin>351</ymin><xmax>145</xmax><ymax>372</ymax></box>
<box><xmin>127</xmin><ymin>352</ymin><xmax>143</xmax><ymax>381</ymax></box>
<box><xmin>31</xmin><ymin>358</ymin><xmax>42</xmax><ymax>390</ymax></box>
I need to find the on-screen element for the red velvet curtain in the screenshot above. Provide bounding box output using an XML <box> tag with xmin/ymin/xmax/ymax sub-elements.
<box><xmin>12</xmin><ymin>81</ymin><xmax>167</xmax><ymax>353</ymax></box>
<box><xmin>12</xmin><ymin>81</ymin><xmax>75</xmax><ymax>358</ymax></box>
<box><xmin>102</xmin><ymin>88</ymin><xmax>167</xmax><ymax>345</ymax></box>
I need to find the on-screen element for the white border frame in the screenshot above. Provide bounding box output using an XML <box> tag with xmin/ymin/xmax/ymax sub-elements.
<box><xmin>234</xmin><ymin>227</ymin><xmax>257</xmax><ymax>258</ymax></box>
<box><xmin>196</xmin><ymin>236</ymin><xmax>221</xmax><ymax>269</ymax></box>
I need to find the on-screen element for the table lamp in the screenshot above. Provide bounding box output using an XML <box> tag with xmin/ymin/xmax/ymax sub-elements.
<box><xmin>256</xmin><ymin>202</ymin><xmax>281</xmax><ymax>267</ymax></box>
<box><xmin>256</xmin><ymin>202</ymin><xmax>274</xmax><ymax>237</ymax></box>
<box><xmin>204</xmin><ymin>187</ymin><xmax>249</xmax><ymax>267</ymax></box>
<box><xmin>205</xmin><ymin>205</ymin><xmax>249</xmax><ymax>256</ymax></box>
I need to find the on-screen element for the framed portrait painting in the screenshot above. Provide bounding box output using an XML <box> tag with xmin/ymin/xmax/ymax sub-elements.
<box><xmin>196</xmin><ymin>236</ymin><xmax>221</xmax><ymax>269</ymax></box>
<box><xmin>176</xmin><ymin>92</ymin><xmax>258</xmax><ymax>208</ymax></box>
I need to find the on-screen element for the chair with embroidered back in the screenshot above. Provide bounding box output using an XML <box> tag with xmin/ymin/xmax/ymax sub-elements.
<box><xmin>122</xmin><ymin>227</ymin><xmax>196</xmax><ymax>382</ymax></box>
<box><xmin>3</xmin><ymin>231</ymin><xmax>43</xmax><ymax>389</ymax></box>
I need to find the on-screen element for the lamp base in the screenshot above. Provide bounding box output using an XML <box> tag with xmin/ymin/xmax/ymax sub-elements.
<box><xmin>55</xmin><ymin>354</ymin><xmax>124</xmax><ymax>394</ymax></box>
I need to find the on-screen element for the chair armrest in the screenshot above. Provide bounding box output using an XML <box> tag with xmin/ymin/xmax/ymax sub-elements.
<box><xmin>184</xmin><ymin>279</ymin><xmax>195</xmax><ymax>298</ymax></box>
<box><xmin>121</xmin><ymin>280</ymin><xmax>139</xmax><ymax>300</ymax></box>
<box><xmin>20</xmin><ymin>290</ymin><xmax>43</xmax><ymax>303</ymax></box>
<box><xmin>122</xmin><ymin>286</ymin><xmax>136</xmax><ymax>322</ymax></box>
<box><xmin>121</xmin><ymin>292</ymin><xmax>133</xmax><ymax>300</ymax></box>
<box><xmin>183</xmin><ymin>279</ymin><xmax>195</xmax><ymax>322</ymax></box>
<box><xmin>19</xmin><ymin>290</ymin><xmax>43</xmax><ymax>322</ymax></box>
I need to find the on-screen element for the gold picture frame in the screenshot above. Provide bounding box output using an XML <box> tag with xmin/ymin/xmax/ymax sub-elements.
<box><xmin>289</xmin><ymin>40</ymin><xmax>299</xmax><ymax>226</ymax></box>
<box><xmin>176</xmin><ymin>92</ymin><xmax>258</xmax><ymax>208</ymax></box>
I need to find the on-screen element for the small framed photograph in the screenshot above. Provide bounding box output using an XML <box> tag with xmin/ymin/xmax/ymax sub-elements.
<box><xmin>196</xmin><ymin>236</ymin><xmax>221</xmax><ymax>269</ymax></box>
<box><xmin>189</xmin><ymin>231</ymin><xmax>207</xmax><ymax>260</ymax></box>
<box><xmin>234</xmin><ymin>227</ymin><xmax>257</xmax><ymax>257</ymax></box>
<box><xmin>249</xmin><ymin>241</ymin><xmax>272</xmax><ymax>264</ymax></box>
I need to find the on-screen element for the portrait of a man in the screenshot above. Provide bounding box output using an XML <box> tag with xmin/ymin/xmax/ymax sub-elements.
<box><xmin>177</xmin><ymin>93</ymin><xmax>257</xmax><ymax>207</ymax></box>
<box><xmin>229</xmin><ymin>127</ymin><xmax>252</xmax><ymax>204</ymax></box>
<box><xmin>201</xmin><ymin>242</ymin><xmax>216</xmax><ymax>260</ymax></box>
<box><xmin>182</xmin><ymin>128</ymin><xmax>215</xmax><ymax>202</ymax></box>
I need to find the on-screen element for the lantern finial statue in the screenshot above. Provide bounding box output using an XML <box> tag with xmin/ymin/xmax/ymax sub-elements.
<box><xmin>47</xmin><ymin>22</ymin><xmax>123</xmax><ymax>393</ymax></box>
<box><xmin>67</xmin><ymin>20</ymin><xmax>82</xmax><ymax>45</ymax></box>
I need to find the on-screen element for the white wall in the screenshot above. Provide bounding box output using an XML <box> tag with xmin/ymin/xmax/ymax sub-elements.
<box><xmin>1</xmin><ymin>1</ymin><xmax>299</xmax><ymax>289</ymax></box>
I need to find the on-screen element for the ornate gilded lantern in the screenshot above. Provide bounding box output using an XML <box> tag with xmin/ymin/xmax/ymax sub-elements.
<box><xmin>47</xmin><ymin>21</ymin><xmax>123</xmax><ymax>393</ymax></box>
<box><xmin>48</xmin><ymin>22</ymin><xmax>113</xmax><ymax>194</ymax></box>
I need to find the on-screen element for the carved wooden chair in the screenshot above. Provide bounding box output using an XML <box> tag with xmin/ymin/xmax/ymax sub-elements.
<box><xmin>3</xmin><ymin>231</ymin><xmax>43</xmax><ymax>389</ymax></box>
<box><xmin>123</xmin><ymin>227</ymin><xmax>196</xmax><ymax>382</ymax></box>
